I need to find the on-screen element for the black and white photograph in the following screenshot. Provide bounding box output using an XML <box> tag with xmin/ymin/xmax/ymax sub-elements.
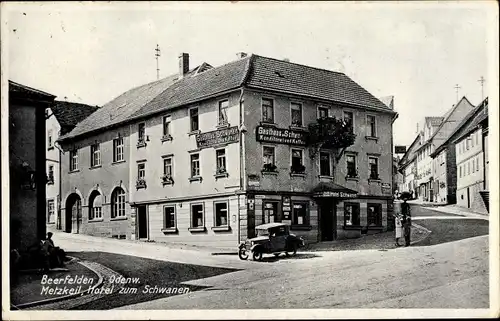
<box><xmin>1</xmin><ymin>1</ymin><xmax>499</xmax><ymax>319</ymax></box>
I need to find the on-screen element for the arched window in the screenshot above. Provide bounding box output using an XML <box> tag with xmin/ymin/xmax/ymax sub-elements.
<box><xmin>111</xmin><ymin>187</ymin><xmax>126</xmax><ymax>218</ymax></box>
<box><xmin>89</xmin><ymin>190</ymin><xmax>103</xmax><ymax>220</ymax></box>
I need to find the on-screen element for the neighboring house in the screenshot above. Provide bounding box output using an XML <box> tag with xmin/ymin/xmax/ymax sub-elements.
<box><xmin>57</xmin><ymin>53</ymin><xmax>397</xmax><ymax>246</ymax></box>
<box><xmin>398</xmin><ymin>136</ymin><xmax>420</xmax><ymax>199</ymax></box>
<box><xmin>9</xmin><ymin>81</ymin><xmax>55</xmax><ymax>252</ymax></box>
<box><xmin>46</xmin><ymin>101</ymin><xmax>98</xmax><ymax>229</ymax></box>
<box><xmin>452</xmin><ymin>98</ymin><xmax>489</xmax><ymax>213</ymax></box>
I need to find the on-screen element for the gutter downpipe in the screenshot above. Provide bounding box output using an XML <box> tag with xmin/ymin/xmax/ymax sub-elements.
<box><xmin>54</xmin><ymin>141</ymin><xmax>64</xmax><ymax>230</ymax></box>
<box><xmin>237</xmin><ymin>87</ymin><xmax>245</xmax><ymax>244</ymax></box>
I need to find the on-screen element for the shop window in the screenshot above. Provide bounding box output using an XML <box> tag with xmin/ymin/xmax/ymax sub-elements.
<box><xmin>320</xmin><ymin>152</ymin><xmax>331</xmax><ymax>176</ymax></box>
<box><xmin>344</xmin><ymin>202</ymin><xmax>360</xmax><ymax>227</ymax></box>
<box><xmin>190</xmin><ymin>203</ymin><xmax>204</xmax><ymax>228</ymax></box>
<box><xmin>214</xmin><ymin>201</ymin><xmax>229</xmax><ymax>227</ymax></box>
<box><xmin>262</xmin><ymin>98</ymin><xmax>274</xmax><ymax>123</ymax></box>
<box><xmin>163</xmin><ymin>206</ymin><xmax>176</xmax><ymax>229</ymax></box>
<box><xmin>263</xmin><ymin>201</ymin><xmax>279</xmax><ymax>224</ymax></box>
<box><xmin>367</xmin><ymin>203</ymin><xmax>382</xmax><ymax>227</ymax></box>
<box><xmin>291</xmin><ymin>102</ymin><xmax>303</xmax><ymax>127</ymax></box>
<box><xmin>292</xmin><ymin>202</ymin><xmax>309</xmax><ymax>226</ymax></box>
<box><xmin>190</xmin><ymin>107</ymin><xmax>199</xmax><ymax>132</ymax></box>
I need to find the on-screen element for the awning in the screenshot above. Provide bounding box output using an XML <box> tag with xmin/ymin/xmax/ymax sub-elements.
<box><xmin>312</xmin><ymin>182</ymin><xmax>358</xmax><ymax>198</ymax></box>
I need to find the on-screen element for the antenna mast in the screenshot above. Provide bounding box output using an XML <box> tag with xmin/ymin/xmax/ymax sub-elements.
<box><xmin>155</xmin><ymin>44</ymin><xmax>161</xmax><ymax>80</ymax></box>
<box><xmin>453</xmin><ymin>84</ymin><xmax>461</xmax><ymax>103</ymax></box>
<box><xmin>478</xmin><ymin>76</ymin><xmax>485</xmax><ymax>100</ymax></box>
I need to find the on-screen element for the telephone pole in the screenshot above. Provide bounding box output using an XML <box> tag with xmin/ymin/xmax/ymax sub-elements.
<box><xmin>454</xmin><ymin>84</ymin><xmax>461</xmax><ymax>103</ymax></box>
<box><xmin>155</xmin><ymin>44</ymin><xmax>161</xmax><ymax>80</ymax></box>
<box><xmin>478</xmin><ymin>76</ymin><xmax>485</xmax><ymax>100</ymax></box>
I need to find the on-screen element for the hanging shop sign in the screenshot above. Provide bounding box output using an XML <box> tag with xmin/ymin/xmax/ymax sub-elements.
<box><xmin>196</xmin><ymin>126</ymin><xmax>239</xmax><ymax>149</ymax></box>
<box><xmin>256</xmin><ymin>126</ymin><xmax>307</xmax><ymax>146</ymax></box>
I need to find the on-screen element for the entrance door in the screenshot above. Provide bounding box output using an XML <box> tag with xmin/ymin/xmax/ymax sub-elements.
<box><xmin>137</xmin><ymin>205</ymin><xmax>148</xmax><ymax>239</ymax></box>
<box><xmin>319</xmin><ymin>200</ymin><xmax>336</xmax><ymax>241</ymax></box>
<box><xmin>65</xmin><ymin>193</ymin><xmax>81</xmax><ymax>233</ymax></box>
<box><xmin>73</xmin><ymin>199</ymin><xmax>82</xmax><ymax>233</ymax></box>
<box><xmin>262</xmin><ymin>201</ymin><xmax>280</xmax><ymax>224</ymax></box>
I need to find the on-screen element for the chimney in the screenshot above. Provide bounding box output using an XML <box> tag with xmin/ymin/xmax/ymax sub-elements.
<box><xmin>283</xmin><ymin>58</ymin><xmax>290</xmax><ymax>62</ymax></box>
<box><xmin>178</xmin><ymin>53</ymin><xmax>189</xmax><ymax>78</ymax></box>
<box><xmin>236</xmin><ymin>52</ymin><xmax>247</xmax><ymax>59</ymax></box>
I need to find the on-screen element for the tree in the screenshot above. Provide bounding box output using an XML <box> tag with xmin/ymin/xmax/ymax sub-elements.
<box><xmin>306</xmin><ymin>116</ymin><xmax>356</xmax><ymax>162</ymax></box>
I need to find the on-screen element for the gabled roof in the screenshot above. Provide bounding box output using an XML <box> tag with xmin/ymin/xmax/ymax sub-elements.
<box><xmin>425</xmin><ymin>116</ymin><xmax>444</xmax><ymax>126</ymax></box>
<box><xmin>9</xmin><ymin>80</ymin><xmax>56</xmax><ymax>101</ymax></box>
<box><xmin>431</xmin><ymin>97</ymin><xmax>488</xmax><ymax>157</ymax></box>
<box><xmin>50</xmin><ymin>101</ymin><xmax>100</xmax><ymax>135</ymax></box>
<box><xmin>426</xmin><ymin>96</ymin><xmax>474</xmax><ymax>143</ymax></box>
<box><xmin>59</xmin><ymin>54</ymin><xmax>395</xmax><ymax>142</ymax></box>
<box><xmin>398</xmin><ymin>135</ymin><xmax>420</xmax><ymax>169</ymax></box>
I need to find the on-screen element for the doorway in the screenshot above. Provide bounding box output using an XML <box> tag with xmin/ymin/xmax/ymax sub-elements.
<box><xmin>319</xmin><ymin>199</ymin><xmax>336</xmax><ymax>241</ymax></box>
<box><xmin>65</xmin><ymin>193</ymin><xmax>81</xmax><ymax>233</ymax></box>
<box><xmin>137</xmin><ymin>205</ymin><xmax>148</xmax><ymax>240</ymax></box>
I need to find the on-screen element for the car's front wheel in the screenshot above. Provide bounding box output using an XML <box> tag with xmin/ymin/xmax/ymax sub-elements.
<box><xmin>252</xmin><ymin>250</ymin><xmax>263</xmax><ymax>261</ymax></box>
<box><xmin>238</xmin><ymin>248</ymin><xmax>249</xmax><ymax>260</ymax></box>
<box><xmin>286</xmin><ymin>243</ymin><xmax>298</xmax><ymax>257</ymax></box>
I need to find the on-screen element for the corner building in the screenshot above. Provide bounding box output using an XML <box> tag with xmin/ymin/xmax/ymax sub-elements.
<box><xmin>58</xmin><ymin>53</ymin><xmax>397</xmax><ymax>246</ymax></box>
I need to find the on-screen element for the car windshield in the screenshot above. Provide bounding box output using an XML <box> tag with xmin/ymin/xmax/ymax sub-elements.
<box><xmin>256</xmin><ymin>229</ymin><xmax>270</xmax><ymax>236</ymax></box>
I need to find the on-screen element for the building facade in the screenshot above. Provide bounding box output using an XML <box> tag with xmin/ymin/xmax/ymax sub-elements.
<box><xmin>57</xmin><ymin>53</ymin><xmax>397</xmax><ymax>246</ymax></box>
<box><xmin>45</xmin><ymin>101</ymin><xmax>98</xmax><ymax>231</ymax></box>
<box><xmin>9</xmin><ymin>81</ymin><xmax>55</xmax><ymax>251</ymax></box>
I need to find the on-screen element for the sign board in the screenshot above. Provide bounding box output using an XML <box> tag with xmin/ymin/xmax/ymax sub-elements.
<box><xmin>314</xmin><ymin>191</ymin><xmax>358</xmax><ymax>198</ymax></box>
<box><xmin>196</xmin><ymin>126</ymin><xmax>239</xmax><ymax>149</ymax></box>
<box><xmin>395</xmin><ymin>145</ymin><xmax>407</xmax><ymax>154</ymax></box>
<box><xmin>256</xmin><ymin>126</ymin><xmax>307</xmax><ymax>146</ymax></box>
<box><xmin>381</xmin><ymin>183</ymin><xmax>391</xmax><ymax>189</ymax></box>
<box><xmin>247</xmin><ymin>174</ymin><xmax>260</xmax><ymax>187</ymax></box>
<box><xmin>282</xmin><ymin>196</ymin><xmax>291</xmax><ymax>220</ymax></box>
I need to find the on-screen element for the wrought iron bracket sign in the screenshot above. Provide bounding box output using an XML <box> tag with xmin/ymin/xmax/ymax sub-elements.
<box><xmin>196</xmin><ymin>126</ymin><xmax>239</xmax><ymax>149</ymax></box>
<box><xmin>256</xmin><ymin>126</ymin><xmax>307</xmax><ymax>145</ymax></box>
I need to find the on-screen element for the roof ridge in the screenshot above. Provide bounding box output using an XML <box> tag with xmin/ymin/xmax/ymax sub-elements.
<box><xmin>251</xmin><ymin>54</ymin><xmax>346</xmax><ymax>75</ymax></box>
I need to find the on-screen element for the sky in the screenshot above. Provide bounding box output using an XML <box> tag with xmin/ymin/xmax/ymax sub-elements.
<box><xmin>3</xmin><ymin>1</ymin><xmax>496</xmax><ymax>147</ymax></box>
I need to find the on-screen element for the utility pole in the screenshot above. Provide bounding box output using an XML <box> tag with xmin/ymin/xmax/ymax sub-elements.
<box><xmin>155</xmin><ymin>44</ymin><xmax>161</xmax><ymax>80</ymax></box>
<box><xmin>454</xmin><ymin>84</ymin><xmax>461</xmax><ymax>103</ymax></box>
<box><xmin>478</xmin><ymin>76</ymin><xmax>485</xmax><ymax>100</ymax></box>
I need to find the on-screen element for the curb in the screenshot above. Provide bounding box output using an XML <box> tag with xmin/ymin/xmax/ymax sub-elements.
<box><xmin>13</xmin><ymin>260</ymin><xmax>105</xmax><ymax>309</ymax></box>
<box><xmin>410</xmin><ymin>223</ymin><xmax>432</xmax><ymax>246</ymax></box>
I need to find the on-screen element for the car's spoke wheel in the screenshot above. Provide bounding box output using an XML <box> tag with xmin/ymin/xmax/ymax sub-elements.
<box><xmin>286</xmin><ymin>244</ymin><xmax>298</xmax><ymax>257</ymax></box>
<box><xmin>238</xmin><ymin>248</ymin><xmax>249</xmax><ymax>260</ymax></box>
<box><xmin>252</xmin><ymin>251</ymin><xmax>263</xmax><ymax>261</ymax></box>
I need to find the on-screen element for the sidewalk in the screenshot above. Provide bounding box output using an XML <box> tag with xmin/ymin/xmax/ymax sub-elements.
<box><xmin>408</xmin><ymin>200</ymin><xmax>489</xmax><ymax>220</ymax></box>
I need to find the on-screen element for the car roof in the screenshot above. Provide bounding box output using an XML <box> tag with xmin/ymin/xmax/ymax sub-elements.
<box><xmin>255</xmin><ymin>222</ymin><xmax>288</xmax><ymax>230</ymax></box>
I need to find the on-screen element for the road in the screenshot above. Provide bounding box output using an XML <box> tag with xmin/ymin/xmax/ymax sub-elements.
<box><xmin>53</xmin><ymin>205</ymin><xmax>490</xmax><ymax>310</ymax></box>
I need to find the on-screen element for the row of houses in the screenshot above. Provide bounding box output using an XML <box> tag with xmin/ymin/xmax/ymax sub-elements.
<box><xmin>43</xmin><ymin>53</ymin><xmax>398</xmax><ymax>247</ymax></box>
<box><xmin>397</xmin><ymin>96</ymin><xmax>489</xmax><ymax>214</ymax></box>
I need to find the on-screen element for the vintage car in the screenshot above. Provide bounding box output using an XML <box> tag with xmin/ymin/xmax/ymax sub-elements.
<box><xmin>238</xmin><ymin>222</ymin><xmax>305</xmax><ymax>261</ymax></box>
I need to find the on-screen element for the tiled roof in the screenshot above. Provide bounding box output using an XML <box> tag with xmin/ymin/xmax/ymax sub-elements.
<box><xmin>59</xmin><ymin>54</ymin><xmax>394</xmax><ymax>141</ymax></box>
<box><xmin>51</xmin><ymin>101</ymin><xmax>99</xmax><ymax>135</ymax></box>
<box><xmin>246</xmin><ymin>55</ymin><xmax>391</xmax><ymax>111</ymax></box>
<box><xmin>9</xmin><ymin>80</ymin><xmax>55</xmax><ymax>100</ymax></box>
<box><xmin>427</xmin><ymin>96</ymin><xmax>474</xmax><ymax>143</ymax></box>
<box><xmin>431</xmin><ymin>97</ymin><xmax>488</xmax><ymax>156</ymax></box>
<box><xmin>425</xmin><ymin>116</ymin><xmax>444</xmax><ymax>126</ymax></box>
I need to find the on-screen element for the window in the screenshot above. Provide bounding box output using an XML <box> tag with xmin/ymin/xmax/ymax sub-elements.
<box><xmin>344</xmin><ymin>203</ymin><xmax>360</xmax><ymax>226</ymax></box>
<box><xmin>343</xmin><ymin>111</ymin><xmax>354</xmax><ymax>132</ymax></box>
<box><xmin>163</xmin><ymin>157</ymin><xmax>173</xmax><ymax>177</ymax></box>
<box><xmin>89</xmin><ymin>191</ymin><xmax>103</xmax><ymax>220</ymax></box>
<box><xmin>111</xmin><ymin>187</ymin><xmax>126</xmax><ymax>218</ymax></box>
<box><xmin>366</xmin><ymin>115</ymin><xmax>376</xmax><ymax>137</ymax></box>
<box><xmin>216</xmin><ymin>149</ymin><xmax>227</xmax><ymax>174</ymax></box>
<box><xmin>113</xmin><ymin>137</ymin><xmax>124</xmax><ymax>162</ymax></box>
<box><xmin>466</xmin><ymin>138</ymin><xmax>470</xmax><ymax>150</ymax></box>
<box><xmin>319</xmin><ymin>152</ymin><xmax>331</xmax><ymax>176</ymax></box>
<box><xmin>69</xmin><ymin>150</ymin><xmax>78</xmax><ymax>172</ymax></box>
<box><xmin>48</xmin><ymin>165</ymin><xmax>54</xmax><ymax>183</ymax></box>
<box><xmin>138</xmin><ymin>123</ymin><xmax>146</xmax><ymax>143</ymax></box>
<box><xmin>214</xmin><ymin>201</ymin><xmax>229</xmax><ymax>227</ymax></box>
<box><xmin>263</xmin><ymin>201</ymin><xmax>279</xmax><ymax>224</ymax></box>
<box><xmin>262</xmin><ymin>98</ymin><xmax>274</xmax><ymax>123</ymax></box>
<box><xmin>346</xmin><ymin>154</ymin><xmax>357</xmax><ymax>178</ymax></box>
<box><xmin>369</xmin><ymin>157</ymin><xmax>379</xmax><ymax>179</ymax></box>
<box><xmin>91</xmin><ymin>143</ymin><xmax>101</xmax><ymax>167</ymax></box>
<box><xmin>290</xmin><ymin>102</ymin><xmax>303</xmax><ymax>127</ymax></box>
<box><xmin>472</xmin><ymin>159</ymin><xmax>475</xmax><ymax>172</ymax></box>
<box><xmin>190</xmin><ymin>108</ymin><xmax>199</xmax><ymax>132</ymax></box>
<box><xmin>367</xmin><ymin>203</ymin><xmax>382</xmax><ymax>227</ymax></box>
<box><xmin>190</xmin><ymin>203</ymin><xmax>204</xmax><ymax>228</ymax></box>
<box><xmin>190</xmin><ymin>153</ymin><xmax>200</xmax><ymax>177</ymax></box>
<box><xmin>476</xmin><ymin>155</ymin><xmax>480</xmax><ymax>171</ymax></box>
<box><xmin>291</xmin><ymin>149</ymin><xmax>305</xmax><ymax>173</ymax></box>
<box><xmin>48</xmin><ymin>130</ymin><xmax>53</xmax><ymax>148</ymax></box>
<box><xmin>471</xmin><ymin>135</ymin><xmax>475</xmax><ymax>147</ymax></box>
<box><xmin>318</xmin><ymin>106</ymin><xmax>329</xmax><ymax>119</ymax></box>
<box><xmin>459</xmin><ymin>165</ymin><xmax>462</xmax><ymax>178</ymax></box>
<box><xmin>163</xmin><ymin>206</ymin><xmax>176</xmax><ymax>229</ymax></box>
<box><xmin>292</xmin><ymin>202</ymin><xmax>309</xmax><ymax>226</ymax></box>
<box><xmin>162</xmin><ymin>115</ymin><xmax>171</xmax><ymax>137</ymax></box>
<box><xmin>47</xmin><ymin>200</ymin><xmax>55</xmax><ymax>223</ymax></box>
<box><xmin>467</xmin><ymin>162</ymin><xmax>470</xmax><ymax>175</ymax></box>
<box><xmin>218</xmin><ymin>100</ymin><xmax>229</xmax><ymax>126</ymax></box>
<box><xmin>137</xmin><ymin>162</ymin><xmax>146</xmax><ymax>180</ymax></box>
<box><xmin>262</xmin><ymin>146</ymin><xmax>276</xmax><ymax>172</ymax></box>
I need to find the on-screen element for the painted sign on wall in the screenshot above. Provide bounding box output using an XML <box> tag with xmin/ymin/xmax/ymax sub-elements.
<box><xmin>196</xmin><ymin>126</ymin><xmax>239</xmax><ymax>149</ymax></box>
<box><xmin>256</xmin><ymin>126</ymin><xmax>307</xmax><ymax>146</ymax></box>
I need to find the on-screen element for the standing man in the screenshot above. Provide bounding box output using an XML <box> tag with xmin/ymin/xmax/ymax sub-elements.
<box><xmin>400</xmin><ymin>192</ymin><xmax>412</xmax><ymax>246</ymax></box>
